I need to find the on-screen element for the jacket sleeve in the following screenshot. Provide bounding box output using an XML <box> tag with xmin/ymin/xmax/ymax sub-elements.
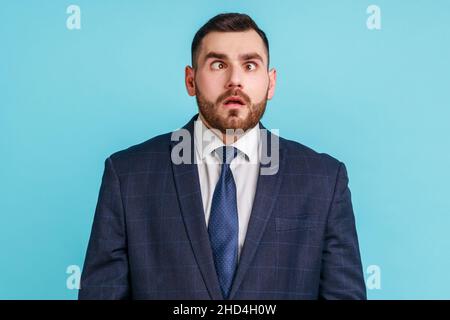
<box><xmin>78</xmin><ymin>157</ymin><xmax>130</xmax><ymax>299</ymax></box>
<box><xmin>318</xmin><ymin>162</ymin><xmax>367</xmax><ymax>299</ymax></box>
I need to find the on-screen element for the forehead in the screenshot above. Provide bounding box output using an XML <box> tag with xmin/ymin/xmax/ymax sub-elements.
<box><xmin>198</xmin><ymin>30</ymin><xmax>268</xmax><ymax>64</ymax></box>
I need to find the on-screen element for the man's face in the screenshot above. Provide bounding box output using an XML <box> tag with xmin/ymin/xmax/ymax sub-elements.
<box><xmin>185</xmin><ymin>30</ymin><xmax>276</xmax><ymax>133</ymax></box>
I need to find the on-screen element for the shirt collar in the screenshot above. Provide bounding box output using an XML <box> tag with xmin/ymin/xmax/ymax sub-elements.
<box><xmin>194</xmin><ymin>115</ymin><xmax>260</xmax><ymax>164</ymax></box>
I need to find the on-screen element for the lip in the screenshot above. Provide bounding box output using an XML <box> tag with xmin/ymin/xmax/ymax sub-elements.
<box><xmin>223</xmin><ymin>102</ymin><xmax>245</xmax><ymax>108</ymax></box>
<box><xmin>222</xmin><ymin>96</ymin><xmax>246</xmax><ymax>108</ymax></box>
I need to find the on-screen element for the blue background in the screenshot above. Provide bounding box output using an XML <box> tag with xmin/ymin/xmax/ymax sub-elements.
<box><xmin>1</xmin><ymin>0</ymin><xmax>449</xmax><ymax>299</ymax></box>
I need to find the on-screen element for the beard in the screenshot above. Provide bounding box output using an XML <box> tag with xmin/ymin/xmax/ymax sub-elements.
<box><xmin>195</xmin><ymin>85</ymin><xmax>268</xmax><ymax>133</ymax></box>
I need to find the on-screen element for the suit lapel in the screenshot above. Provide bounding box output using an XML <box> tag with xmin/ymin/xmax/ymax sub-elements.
<box><xmin>228</xmin><ymin>124</ymin><xmax>286</xmax><ymax>300</ymax></box>
<box><xmin>170</xmin><ymin>114</ymin><xmax>223</xmax><ymax>300</ymax></box>
<box><xmin>171</xmin><ymin>115</ymin><xmax>286</xmax><ymax>300</ymax></box>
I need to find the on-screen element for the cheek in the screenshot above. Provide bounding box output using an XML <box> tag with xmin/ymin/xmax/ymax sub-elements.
<box><xmin>246</xmin><ymin>75</ymin><xmax>269</xmax><ymax>102</ymax></box>
<box><xmin>196</xmin><ymin>71</ymin><xmax>225</xmax><ymax>100</ymax></box>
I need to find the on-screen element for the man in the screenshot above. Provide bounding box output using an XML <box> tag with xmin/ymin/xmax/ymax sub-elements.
<box><xmin>79</xmin><ymin>13</ymin><xmax>366</xmax><ymax>300</ymax></box>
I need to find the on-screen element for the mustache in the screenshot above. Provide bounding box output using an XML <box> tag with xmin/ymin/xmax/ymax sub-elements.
<box><xmin>216</xmin><ymin>89</ymin><xmax>251</xmax><ymax>105</ymax></box>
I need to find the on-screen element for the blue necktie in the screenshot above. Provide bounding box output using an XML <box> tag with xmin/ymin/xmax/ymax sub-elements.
<box><xmin>208</xmin><ymin>146</ymin><xmax>239</xmax><ymax>299</ymax></box>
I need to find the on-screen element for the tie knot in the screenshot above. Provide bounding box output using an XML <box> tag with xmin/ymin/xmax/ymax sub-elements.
<box><xmin>215</xmin><ymin>146</ymin><xmax>238</xmax><ymax>165</ymax></box>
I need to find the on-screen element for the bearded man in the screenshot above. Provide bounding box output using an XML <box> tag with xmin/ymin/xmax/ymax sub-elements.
<box><xmin>79</xmin><ymin>13</ymin><xmax>366</xmax><ymax>300</ymax></box>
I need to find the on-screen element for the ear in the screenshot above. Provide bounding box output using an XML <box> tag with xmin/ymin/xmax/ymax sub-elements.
<box><xmin>185</xmin><ymin>65</ymin><xmax>196</xmax><ymax>96</ymax></box>
<box><xmin>267</xmin><ymin>68</ymin><xmax>277</xmax><ymax>100</ymax></box>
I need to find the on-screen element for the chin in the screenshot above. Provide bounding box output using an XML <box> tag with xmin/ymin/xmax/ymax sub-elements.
<box><xmin>223</xmin><ymin>116</ymin><xmax>247</xmax><ymax>130</ymax></box>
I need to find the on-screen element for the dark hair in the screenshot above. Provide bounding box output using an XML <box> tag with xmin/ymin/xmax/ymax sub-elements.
<box><xmin>191</xmin><ymin>13</ymin><xmax>269</xmax><ymax>69</ymax></box>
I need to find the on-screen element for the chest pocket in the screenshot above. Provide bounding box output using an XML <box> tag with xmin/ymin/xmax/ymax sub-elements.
<box><xmin>275</xmin><ymin>215</ymin><xmax>325</xmax><ymax>232</ymax></box>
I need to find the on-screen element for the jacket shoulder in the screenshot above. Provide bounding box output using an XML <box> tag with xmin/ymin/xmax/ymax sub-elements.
<box><xmin>279</xmin><ymin>136</ymin><xmax>344</xmax><ymax>174</ymax></box>
<box><xmin>110</xmin><ymin>132</ymin><xmax>172</xmax><ymax>158</ymax></box>
<box><xmin>106</xmin><ymin>132</ymin><xmax>173</xmax><ymax>174</ymax></box>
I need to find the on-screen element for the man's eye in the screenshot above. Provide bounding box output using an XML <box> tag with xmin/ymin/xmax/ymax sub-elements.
<box><xmin>246</xmin><ymin>62</ymin><xmax>257</xmax><ymax>71</ymax></box>
<box><xmin>211</xmin><ymin>61</ymin><xmax>225</xmax><ymax>70</ymax></box>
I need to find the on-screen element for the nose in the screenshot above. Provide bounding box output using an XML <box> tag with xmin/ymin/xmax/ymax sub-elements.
<box><xmin>225</xmin><ymin>65</ymin><xmax>243</xmax><ymax>90</ymax></box>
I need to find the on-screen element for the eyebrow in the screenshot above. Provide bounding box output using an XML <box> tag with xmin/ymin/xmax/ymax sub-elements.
<box><xmin>203</xmin><ymin>51</ymin><xmax>265</xmax><ymax>64</ymax></box>
<box><xmin>239</xmin><ymin>52</ymin><xmax>264</xmax><ymax>63</ymax></box>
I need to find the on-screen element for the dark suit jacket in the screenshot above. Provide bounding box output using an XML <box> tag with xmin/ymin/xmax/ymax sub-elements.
<box><xmin>79</xmin><ymin>114</ymin><xmax>366</xmax><ymax>300</ymax></box>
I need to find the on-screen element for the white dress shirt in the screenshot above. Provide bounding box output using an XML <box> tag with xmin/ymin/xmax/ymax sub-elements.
<box><xmin>194</xmin><ymin>116</ymin><xmax>261</xmax><ymax>261</ymax></box>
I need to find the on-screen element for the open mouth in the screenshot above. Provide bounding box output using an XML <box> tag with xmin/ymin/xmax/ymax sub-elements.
<box><xmin>223</xmin><ymin>96</ymin><xmax>246</xmax><ymax>107</ymax></box>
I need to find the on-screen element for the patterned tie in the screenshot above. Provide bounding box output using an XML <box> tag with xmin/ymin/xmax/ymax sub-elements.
<box><xmin>208</xmin><ymin>146</ymin><xmax>239</xmax><ymax>299</ymax></box>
